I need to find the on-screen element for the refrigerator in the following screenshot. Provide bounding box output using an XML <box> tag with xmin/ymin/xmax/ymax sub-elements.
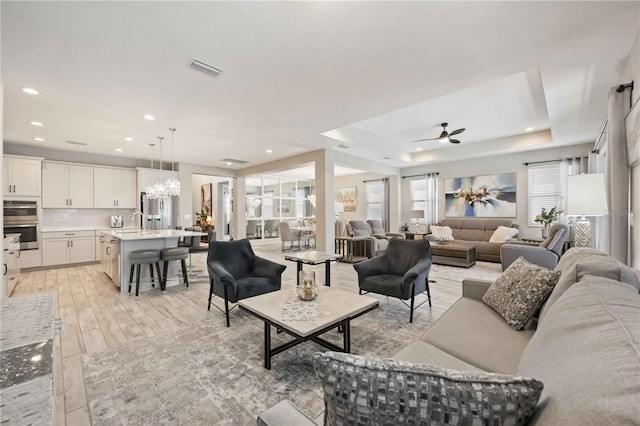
<box><xmin>140</xmin><ymin>193</ymin><xmax>180</xmax><ymax>230</ymax></box>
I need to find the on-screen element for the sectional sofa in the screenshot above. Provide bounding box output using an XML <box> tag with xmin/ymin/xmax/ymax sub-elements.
<box><xmin>426</xmin><ymin>218</ymin><xmax>520</xmax><ymax>262</ymax></box>
<box><xmin>258</xmin><ymin>248</ymin><xmax>640</xmax><ymax>425</ymax></box>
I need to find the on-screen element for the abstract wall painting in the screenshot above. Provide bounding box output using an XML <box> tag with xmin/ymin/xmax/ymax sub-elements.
<box><xmin>336</xmin><ymin>187</ymin><xmax>357</xmax><ymax>211</ymax></box>
<box><xmin>445</xmin><ymin>173</ymin><xmax>516</xmax><ymax>217</ymax></box>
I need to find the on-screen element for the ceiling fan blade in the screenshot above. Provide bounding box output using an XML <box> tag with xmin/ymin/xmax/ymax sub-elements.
<box><xmin>412</xmin><ymin>137</ymin><xmax>439</xmax><ymax>142</ymax></box>
<box><xmin>449</xmin><ymin>128</ymin><xmax>465</xmax><ymax>136</ymax></box>
<box><xmin>449</xmin><ymin>138</ymin><xmax>461</xmax><ymax>144</ymax></box>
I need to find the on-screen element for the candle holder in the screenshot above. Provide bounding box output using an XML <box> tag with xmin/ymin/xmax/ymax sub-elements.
<box><xmin>297</xmin><ymin>271</ymin><xmax>319</xmax><ymax>301</ymax></box>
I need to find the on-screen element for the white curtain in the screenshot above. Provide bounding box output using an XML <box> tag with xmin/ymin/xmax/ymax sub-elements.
<box><xmin>559</xmin><ymin>157</ymin><xmax>583</xmax><ymax>242</ymax></box>
<box><xmin>605</xmin><ymin>87</ymin><xmax>630</xmax><ymax>263</ymax></box>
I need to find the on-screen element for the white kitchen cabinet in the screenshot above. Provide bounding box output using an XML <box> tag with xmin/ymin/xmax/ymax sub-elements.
<box><xmin>93</xmin><ymin>167</ymin><xmax>137</xmax><ymax>208</ymax></box>
<box><xmin>2</xmin><ymin>236</ymin><xmax>20</xmax><ymax>297</ymax></box>
<box><xmin>3</xmin><ymin>155</ymin><xmax>42</xmax><ymax>197</ymax></box>
<box><xmin>42</xmin><ymin>162</ymin><xmax>94</xmax><ymax>208</ymax></box>
<box><xmin>42</xmin><ymin>231</ymin><xmax>96</xmax><ymax>266</ymax></box>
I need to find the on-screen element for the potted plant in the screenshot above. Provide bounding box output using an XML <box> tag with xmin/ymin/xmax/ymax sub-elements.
<box><xmin>195</xmin><ymin>209</ymin><xmax>208</xmax><ymax>227</ymax></box>
<box><xmin>535</xmin><ymin>207</ymin><xmax>563</xmax><ymax>237</ymax></box>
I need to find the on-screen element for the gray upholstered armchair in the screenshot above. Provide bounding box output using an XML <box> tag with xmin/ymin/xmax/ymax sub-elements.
<box><xmin>353</xmin><ymin>239</ymin><xmax>432</xmax><ymax>322</ymax></box>
<box><xmin>347</xmin><ymin>220</ymin><xmax>393</xmax><ymax>258</ymax></box>
<box><xmin>367</xmin><ymin>219</ymin><xmax>406</xmax><ymax>240</ymax></box>
<box><xmin>500</xmin><ymin>223</ymin><xmax>568</xmax><ymax>271</ymax></box>
<box><xmin>207</xmin><ymin>239</ymin><xmax>286</xmax><ymax>326</ymax></box>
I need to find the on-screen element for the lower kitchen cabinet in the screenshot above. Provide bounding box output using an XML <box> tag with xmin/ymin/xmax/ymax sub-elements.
<box><xmin>42</xmin><ymin>231</ymin><xmax>96</xmax><ymax>266</ymax></box>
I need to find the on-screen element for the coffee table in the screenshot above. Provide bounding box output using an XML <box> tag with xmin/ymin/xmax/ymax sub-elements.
<box><xmin>239</xmin><ymin>287</ymin><xmax>379</xmax><ymax>369</ymax></box>
<box><xmin>430</xmin><ymin>240</ymin><xmax>477</xmax><ymax>268</ymax></box>
<box><xmin>284</xmin><ymin>251</ymin><xmax>342</xmax><ymax>286</ymax></box>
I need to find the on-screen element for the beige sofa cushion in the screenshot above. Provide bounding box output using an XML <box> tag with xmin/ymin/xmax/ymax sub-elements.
<box><xmin>392</xmin><ymin>341</ymin><xmax>484</xmax><ymax>372</ymax></box>
<box><xmin>540</xmin><ymin>248</ymin><xmax>639</xmax><ymax>322</ymax></box>
<box><xmin>419</xmin><ymin>297</ymin><xmax>535</xmax><ymax>374</ymax></box>
<box><xmin>517</xmin><ymin>276</ymin><xmax>640</xmax><ymax>425</ymax></box>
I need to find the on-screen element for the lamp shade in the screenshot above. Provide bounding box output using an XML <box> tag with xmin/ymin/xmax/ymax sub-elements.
<box><xmin>566</xmin><ymin>173</ymin><xmax>609</xmax><ymax>216</ymax></box>
<box><xmin>335</xmin><ymin>202</ymin><xmax>344</xmax><ymax>213</ymax></box>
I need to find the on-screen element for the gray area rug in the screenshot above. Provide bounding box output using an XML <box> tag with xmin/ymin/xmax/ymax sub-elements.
<box><xmin>83</xmin><ymin>298</ymin><xmax>431</xmax><ymax>425</ymax></box>
<box><xmin>82</xmin><ymin>258</ymin><xmax>502</xmax><ymax>425</ymax></box>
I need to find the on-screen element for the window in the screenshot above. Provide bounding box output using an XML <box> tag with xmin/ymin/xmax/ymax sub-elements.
<box><xmin>528</xmin><ymin>163</ymin><xmax>561</xmax><ymax>226</ymax></box>
<box><xmin>365</xmin><ymin>180</ymin><xmax>385</xmax><ymax>221</ymax></box>
<box><xmin>410</xmin><ymin>179</ymin><xmax>427</xmax><ymax>211</ymax></box>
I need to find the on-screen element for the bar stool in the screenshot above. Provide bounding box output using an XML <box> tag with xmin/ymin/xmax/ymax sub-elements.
<box><xmin>128</xmin><ymin>249</ymin><xmax>162</xmax><ymax>298</ymax></box>
<box><xmin>160</xmin><ymin>247</ymin><xmax>189</xmax><ymax>290</ymax></box>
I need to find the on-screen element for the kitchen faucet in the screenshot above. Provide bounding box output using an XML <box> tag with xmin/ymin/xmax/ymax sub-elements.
<box><xmin>131</xmin><ymin>211</ymin><xmax>145</xmax><ymax>230</ymax></box>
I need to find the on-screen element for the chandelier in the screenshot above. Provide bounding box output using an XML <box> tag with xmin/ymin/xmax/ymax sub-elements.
<box><xmin>146</xmin><ymin>137</ymin><xmax>168</xmax><ymax>200</ymax></box>
<box><xmin>165</xmin><ymin>128</ymin><xmax>180</xmax><ymax>197</ymax></box>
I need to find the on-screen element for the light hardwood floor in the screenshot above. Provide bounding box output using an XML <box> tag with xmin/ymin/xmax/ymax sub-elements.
<box><xmin>12</xmin><ymin>243</ymin><xmax>463</xmax><ymax>425</ymax></box>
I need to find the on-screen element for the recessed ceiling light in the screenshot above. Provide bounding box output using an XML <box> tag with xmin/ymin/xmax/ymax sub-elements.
<box><xmin>124</xmin><ymin>137</ymin><xmax>133</xmax><ymax>142</ymax></box>
<box><xmin>30</xmin><ymin>121</ymin><xmax>43</xmax><ymax>126</ymax></box>
<box><xmin>266</xmin><ymin>149</ymin><xmax>273</xmax><ymax>154</ymax></box>
<box><xmin>226</xmin><ymin>162</ymin><xmax>232</xmax><ymax>165</ymax></box>
<box><xmin>34</xmin><ymin>137</ymin><xmax>45</xmax><ymax>142</ymax></box>
<box><xmin>22</xmin><ymin>87</ymin><xmax>39</xmax><ymax>95</ymax></box>
<box><xmin>144</xmin><ymin>114</ymin><xmax>155</xmax><ymax>121</ymax></box>
<box><xmin>525</xmin><ymin>127</ymin><xmax>534</xmax><ymax>132</ymax></box>
<box><xmin>416</xmin><ymin>148</ymin><xmax>422</xmax><ymax>151</ymax></box>
<box><xmin>115</xmin><ymin>148</ymin><xmax>123</xmax><ymax>152</ymax></box>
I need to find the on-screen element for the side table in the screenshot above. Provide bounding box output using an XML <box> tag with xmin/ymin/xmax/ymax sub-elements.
<box><xmin>335</xmin><ymin>236</ymin><xmax>370</xmax><ymax>263</ymax></box>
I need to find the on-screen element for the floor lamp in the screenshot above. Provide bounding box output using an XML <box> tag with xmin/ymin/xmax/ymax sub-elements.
<box><xmin>566</xmin><ymin>173</ymin><xmax>608</xmax><ymax>248</ymax></box>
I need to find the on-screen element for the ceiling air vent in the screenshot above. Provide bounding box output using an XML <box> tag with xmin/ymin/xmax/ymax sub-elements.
<box><xmin>190</xmin><ymin>59</ymin><xmax>223</xmax><ymax>78</ymax></box>
<box><xmin>221</xmin><ymin>158</ymin><xmax>249</xmax><ymax>165</ymax></box>
<box><xmin>65</xmin><ymin>140</ymin><xmax>88</xmax><ymax>146</ymax></box>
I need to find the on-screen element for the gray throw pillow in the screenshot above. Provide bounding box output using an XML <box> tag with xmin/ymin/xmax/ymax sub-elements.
<box><xmin>482</xmin><ymin>257</ymin><xmax>561</xmax><ymax>330</ymax></box>
<box><xmin>313</xmin><ymin>351</ymin><xmax>543</xmax><ymax>426</ymax></box>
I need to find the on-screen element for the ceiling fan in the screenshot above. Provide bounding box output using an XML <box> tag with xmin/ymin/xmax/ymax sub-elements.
<box><xmin>413</xmin><ymin>122</ymin><xmax>465</xmax><ymax>144</ymax></box>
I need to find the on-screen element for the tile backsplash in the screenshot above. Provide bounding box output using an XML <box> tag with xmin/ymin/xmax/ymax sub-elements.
<box><xmin>41</xmin><ymin>209</ymin><xmax>137</xmax><ymax>229</ymax></box>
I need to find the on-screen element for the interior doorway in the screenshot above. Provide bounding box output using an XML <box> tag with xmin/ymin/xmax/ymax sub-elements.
<box><xmin>192</xmin><ymin>173</ymin><xmax>233</xmax><ymax>241</ymax></box>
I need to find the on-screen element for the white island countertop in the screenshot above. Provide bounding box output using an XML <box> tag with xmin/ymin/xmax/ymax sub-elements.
<box><xmin>102</xmin><ymin>229</ymin><xmax>205</xmax><ymax>240</ymax></box>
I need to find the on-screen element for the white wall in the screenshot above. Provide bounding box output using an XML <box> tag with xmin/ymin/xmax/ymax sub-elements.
<box><xmin>334</xmin><ymin>172</ymin><xmax>389</xmax><ymax>224</ymax></box>
<box><xmin>400</xmin><ymin>143</ymin><xmax>593</xmax><ymax>240</ymax></box>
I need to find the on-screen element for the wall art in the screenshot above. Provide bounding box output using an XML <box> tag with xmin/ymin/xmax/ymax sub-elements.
<box><xmin>336</xmin><ymin>187</ymin><xmax>357</xmax><ymax>212</ymax></box>
<box><xmin>445</xmin><ymin>173</ymin><xmax>516</xmax><ymax>217</ymax></box>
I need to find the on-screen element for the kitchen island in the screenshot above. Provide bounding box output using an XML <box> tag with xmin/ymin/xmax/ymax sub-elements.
<box><xmin>100</xmin><ymin>229</ymin><xmax>206</xmax><ymax>294</ymax></box>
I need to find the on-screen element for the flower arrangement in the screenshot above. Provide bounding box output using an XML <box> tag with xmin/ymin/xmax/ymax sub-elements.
<box><xmin>306</xmin><ymin>216</ymin><xmax>316</xmax><ymax>226</ymax></box>
<box><xmin>535</xmin><ymin>207</ymin><xmax>562</xmax><ymax>227</ymax></box>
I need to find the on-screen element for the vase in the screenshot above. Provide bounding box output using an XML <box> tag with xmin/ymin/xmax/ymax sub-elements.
<box><xmin>542</xmin><ymin>227</ymin><xmax>549</xmax><ymax>238</ymax></box>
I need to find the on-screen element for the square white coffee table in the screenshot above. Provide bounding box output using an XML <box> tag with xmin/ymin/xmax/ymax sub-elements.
<box><xmin>239</xmin><ymin>286</ymin><xmax>378</xmax><ymax>369</ymax></box>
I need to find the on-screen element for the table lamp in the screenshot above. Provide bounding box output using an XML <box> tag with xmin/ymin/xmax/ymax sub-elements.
<box><xmin>335</xmin><ymin>202</ymin><xmax>344</xmax><ymax>220</ymax></box>
<box><xmin>566</xmin><ymin>173</ymin><xmax>608</xmax><ymax>248</ymax></box>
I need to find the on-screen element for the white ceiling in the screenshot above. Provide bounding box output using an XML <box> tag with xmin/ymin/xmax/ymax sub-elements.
<box><xmin>2</xmin><ymin>2</ymin><xmax>638</xmax><ymax>170</ymax></box>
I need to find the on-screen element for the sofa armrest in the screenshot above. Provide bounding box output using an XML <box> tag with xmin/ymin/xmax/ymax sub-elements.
<box><xmin>257</xmin><ymin>400</ymin><xmax>318</xmax><ymax>426</ymax></box>
<box><xmin>386</xmin><ymin>232</ymin><xmax>406</xmax><ymax>239</ymax></box>
<box><xmin>462</xmin><ymin>279</ymin><xmax>494</xmax><ymax>301</ymax></box>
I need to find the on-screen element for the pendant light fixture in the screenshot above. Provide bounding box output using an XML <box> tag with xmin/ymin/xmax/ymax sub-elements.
<box><xmin>146</xmin><ymin>143</ymin><xmax>161</xmax><ymax>200</ymax></box>
<box><xmin>165</xmin><ymin>128</ymin><xmax>181</xmax><ymax>197</ymax></box>
<box><xmin>151</xmin><ymin>136</ymin><xmax>168</xmax><ymax>199</ymax></box>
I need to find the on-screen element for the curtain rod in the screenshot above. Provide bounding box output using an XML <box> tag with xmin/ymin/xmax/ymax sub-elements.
<box><xmin>401</xmin><ymin>172</ymin><xmax>439</xmax><ymax>179</ymax></box>
<box><xmin>593</xmin><ymin>119</ymin><xmax>608</xmax><ymax>154</ymax></box>
<box><xmin>523</xmin><ymin>157</ymin><xmax>586</xmax><ymax>167</ymax></box>
<box><xmin>362</xmin><ymin>178</ymin><xmax>389</xmax><ymax>183</ymax></box>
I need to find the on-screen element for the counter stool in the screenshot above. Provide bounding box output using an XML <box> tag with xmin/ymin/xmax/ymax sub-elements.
<box><xmin>128</xmin><ymin>249</ymin><xmax>162</xmax><ymax>298</ymax></box>
<box><xmin>161</xmin><ymin>247</ymin><xmax>189</xmax><ymax>291</ymax></box>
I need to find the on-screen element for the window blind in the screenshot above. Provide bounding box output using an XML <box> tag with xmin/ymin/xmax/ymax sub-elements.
<box><xmin>528</xmin><ymin>163</ymin><xmax>561</xmax><ymax>225</ymax></box>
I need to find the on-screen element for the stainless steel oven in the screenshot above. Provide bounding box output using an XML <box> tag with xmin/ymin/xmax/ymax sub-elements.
<box><xmin>4</xmin><ymin>201</ymin><xmax>39</xmax><ymax>250</ymax></box>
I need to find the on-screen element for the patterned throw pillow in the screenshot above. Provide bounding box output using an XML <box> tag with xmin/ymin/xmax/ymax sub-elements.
<box><xmin>483</xmin><ymin>257</ymin><xmax>561</xmax><ymax>330</ymax></box>
<box><xmin>313</xmin><ymin>352</ymin><xmax>543</xmax><ymax>426</ymax></box>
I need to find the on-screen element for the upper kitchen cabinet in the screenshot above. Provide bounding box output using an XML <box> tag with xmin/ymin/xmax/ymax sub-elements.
<box><xmin>42</xmin><ymin>162</ymin><xmax>94</xmax><ymax>208</ymax></box>
<box><xmin>3</xmin><ymin>155</ymin><xmax>42</xmax><ymax>197</ymax></box>
<box><xmin>93</xmin><ymin>167</ymin><xmax>137</xmax><ymax>209</ymax></box>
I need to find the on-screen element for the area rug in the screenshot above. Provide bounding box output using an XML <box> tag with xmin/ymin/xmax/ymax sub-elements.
<box><xmin>430</xmin><ymin>261</ymin><xmax>502</xmax><ymax>282</ymax></box>
<box><xmin>82</xmin><ymin>298</ymin><xmax>434</xmax><ymax>426</ymax></box>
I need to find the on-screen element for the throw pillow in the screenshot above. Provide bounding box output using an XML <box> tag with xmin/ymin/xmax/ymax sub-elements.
<box><xmin>489</xmin><ymin>225</ymin><xmax>519</xmax><ymax>243</ymax></box>
<box><xmin>313</xmin><ymin>351</ymin><xmax>543</xmax><ymax>426</ymax></box>
<box><xmin>430</xmin><ymin>225</ymin><xmax>454</xmax><ymax>241</ymax></box>
<box><xmin>482</xmin><ymin>257</ymin><xmax>561</xmax><ymax>330</ymax></box>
